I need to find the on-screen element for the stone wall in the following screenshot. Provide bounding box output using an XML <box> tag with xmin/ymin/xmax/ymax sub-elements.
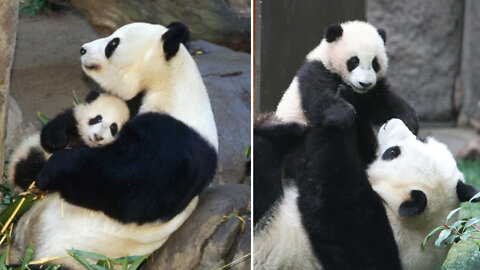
<box><xmin>0</xmin><ymin>0</ymin><xmax>19</xmax><ymax>173</ymax></box>
<box><xmin>367</xmin><ymin>0</ymin><xmax>464</xmax><ymax>122</ymax></box>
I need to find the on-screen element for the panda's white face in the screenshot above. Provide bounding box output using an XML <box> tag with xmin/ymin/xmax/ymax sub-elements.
<box><xmin>307</xmin><ymin>21</ymin><xmax>388</xmax><ymax>94</ymax></box>
<box><xmin>368</xmin><ymin>119</ymin><xmax>462</xmax><ymax>220</ymax></box>
<box><xmin>74</xmin><ymin>95</ymin><xmax>130</xmax><ymax>147</ymax></box>
<box><xmin>80</xmin><ymin>23</ymin><xmax>169</xmax><ymax>100</ymax></box>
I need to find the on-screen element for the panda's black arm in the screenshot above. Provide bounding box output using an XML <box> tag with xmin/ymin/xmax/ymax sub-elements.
<box><xmin>36</xmin><ymin>113</ymin><xmax>217</xmax><ymax>224</ymax></box>
<box><xmin>359</xmin><ymin>79</ymin><xmax>419</xmax><ymax>134</ymax></box>
<box><xmin>40</xmin><ymin>108</ymin><xmax>81</xmax><ymax>153</ymax></box>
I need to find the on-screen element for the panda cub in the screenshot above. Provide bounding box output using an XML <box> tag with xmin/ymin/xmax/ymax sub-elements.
<box><xmin>368</xmin><ymin>118</ymin><xmax>480</xmax><ymax>270</ymax></box>
<box><xmin>275</xmin><ymin>20</ymin><xmax>418</xmax><ymax>166</ymax></box>
<box><xmin>8</xmin><ymin>91</ymin><xmax>129</xmax><ymax>191</ymax></box>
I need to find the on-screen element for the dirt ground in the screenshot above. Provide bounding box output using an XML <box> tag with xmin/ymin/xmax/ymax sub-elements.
<box><xmin>11</xmin><ymin>8</ymin><xmax>100</xmax><ymax>129</ymax></box>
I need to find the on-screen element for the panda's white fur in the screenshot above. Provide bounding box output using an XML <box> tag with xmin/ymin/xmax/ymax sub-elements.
<box><xmin>81</xmin><ymin>22</ymin><xmax>218</xmax><ymax>150</ymax></box>
<box><xmin>11</xmin><ymin>22</ymin><xmax>218</xmax><ymax>268</ymax></box>
<box><xmin>276</xmin><ymin>21</ymin><xmax>387</xmax><ymax>124</ymax></box>
<box><xmin>368</xmin><ymin>119</ymin><xmax>463</xmax><ymax>270</ymax></box>
<box><xmin>74</xmin><ymin>94</ymin><xmax>129</xmax><ymax>147</ymax></box>
<box><xmin>254</xmin><ymin>186</ymin><xmax>321</xmax><ymax>270</ymax></box>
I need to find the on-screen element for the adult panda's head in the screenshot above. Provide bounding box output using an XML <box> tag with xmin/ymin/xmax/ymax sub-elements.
<box><xmin>80</xmin><ymin>22</ymin><xmax>190</xmax><ymax>100</ymax></box>
<box><xmin>307</xmin><ymin>21</ymin><xmax>387</xmax><ymax>93</ymax></box>
<box><xmin>368</xmin><ymin>119</ymin><xmax>480</xmax><ymax>222</ymax></box>
<box><xmin>74</xmin><ymin>92</ymin><xmax>130</xmax><ymax>147</ymax></box>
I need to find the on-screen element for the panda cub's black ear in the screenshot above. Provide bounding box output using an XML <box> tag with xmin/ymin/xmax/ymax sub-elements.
<box><xmin>398</xmin><ymin>190</ymin><xmax>427</xmax><ymax>217</ymax></box>
<box><xmin>324</xmin><ymin>24</ymin><xmax>343</xmax><ymax>43</ymax></box>
<box><xmin>85</xmin><ymin>91</ymin><xmax>100</xmax><ymax>103</ymax></box>
<box><xmin>162</xmin><ymin>22</ymin><xmax>190</xmax><ymax>61</ymax></box>
<box><xmin>377</xmin><ymin>28</ymin><xmax>387</xmax><ymax>44</ymax></box>
<box><xmin>456</xmin><ymin>180</ymin><xmax>480</xmax><ymax>202</ymax></box>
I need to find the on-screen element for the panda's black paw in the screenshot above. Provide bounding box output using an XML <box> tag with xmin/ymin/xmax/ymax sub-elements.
<box><xmin>337</xmin><ymin>84</ymin><xmax>357</xmax><ymax>107</ymax></box>
<box><xmin>41</xmin><ymin>127</ymin><xmax>69</xmax><ymax>153</ymax></box>
<box><xmin>323</xmin><ymin>99</ymin><xmax>356</xmax><ymax>129</ymax></box>
<box><xmin>36</xmin><ymin>150</ymin><xmax>73</xmax><ymax>190</ymax></box>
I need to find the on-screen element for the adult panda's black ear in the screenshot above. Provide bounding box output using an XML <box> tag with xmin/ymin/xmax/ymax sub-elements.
<box><xmin>162</xmin><ymin>22</ymin><xmax>190</xmax><ymax>61</ymax></box>
<box><xmin>457</xmin><ymin>180</ymin><xmax>480</xmax><ymax>202</ymax></box>
<box><xmin>377</xmin><ymin>28</ymin><xmax>387</xmax><ymax>44</ymax></box>
<box><xmin>324</xmin><ymin>24</ymin><xmax>343</xmax><ymax>43</ymax></box>
<box><xmin>85</xmin><ymin>91</ymin><xmax>100</xmax><ymax>103</ymax></box>
<box><xmin>398</xmin><ymin>190</ymin><xmax>427</xmax><ymax>217</ymax></box>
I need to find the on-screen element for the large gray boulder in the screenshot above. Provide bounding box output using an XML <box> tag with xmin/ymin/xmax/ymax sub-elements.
<box><xmin>47</xmin><ymin>0</ymin><xmax>251</xmax><ymax>51</ymax></box>
<box><xmin>457</xmin><ymin>0</ymin><xmax>480</xmax><ymax>126</ymax></box>
<box><xmin>5</xmin><ymin>96</ymin><xmax>37</xmax><ymax>159</ymax></box>
<box><xmin>367</xmin><ymin>0</ymin><xmax>463</xmax><ymax>121</ymax></box>
<box><xmin>148</xmin><ymin>184</ymin><xmax>251</xmax><ymax>270</ymax></box>
<box><xmin>0</xmin><ymin>0</ymin><xmax>19</xmax><ymax>173</ymax></box>
<box><xmin>192</xmin><ymin>40</ymin><xmax>251</xmax><ymax>185</ymax></box>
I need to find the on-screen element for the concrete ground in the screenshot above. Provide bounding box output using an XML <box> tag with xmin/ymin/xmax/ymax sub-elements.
<box><xmin>11</xmin><ymin>9</ymin><xmax>99</xmax><ymax>129</ymax></box>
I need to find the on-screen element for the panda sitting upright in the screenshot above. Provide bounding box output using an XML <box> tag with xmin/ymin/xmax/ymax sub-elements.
<box><xmin>368</xmin><ymin>118</ymin><xmax>480</xmax><ymax>270</ymax></box>
<box><xmin>8</xmin><ymin>91</ymin><xmax>129</xmax><ymax>191</ymax></box>
<box><xmin>10</xmin><ymin>22</ymin><xmax>218</xmax><ymax>268</ymax></box>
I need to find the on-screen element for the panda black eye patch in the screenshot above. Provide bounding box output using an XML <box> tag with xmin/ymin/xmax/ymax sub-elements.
<box><xmin>381</xmin><ymin>146</ymin><xmax>401</xmax><ymax>160</ymax></box>
<box><xmin>372</xmin><ymin>57</ymin><xmax>380</xmax><ymax>72</ymax></box>
<box><xmin>110</xmin><ymin>123</ymin><xmax>118</xmax><ymax>136</ymax></box>
<box><xmin>105</xmin><ymin>37</ymin><xmax>120</xmax><ymax>59</ymax></box>
<box><xmin>89</xmin><ymin>115</ymin><xmax>102</xmax><ymax>125</ymax></box>
<box><xmin>346</xmin><ymin>56</ymin><xmax>359</xmax><ymax>72</ymax></box>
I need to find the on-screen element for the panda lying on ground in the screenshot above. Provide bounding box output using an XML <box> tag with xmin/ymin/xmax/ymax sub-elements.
<box><xmin>369</xmin><ymin>118</ymin><xmax>480</xmax><ymax>270</ymax></box>
<box><xmin>10</xmin><ymin>22</ymin><xmax>218</xmax><ymax>269</ymax></box>
<box><xmin>254</xmin><ymin>117</ymin><xmax>480</xmax><ymax>270</ymax></box>
<box><xmin>8</xmin><ymin>91</ymin><xmax>129</xmax><ymax>191</ymax></box>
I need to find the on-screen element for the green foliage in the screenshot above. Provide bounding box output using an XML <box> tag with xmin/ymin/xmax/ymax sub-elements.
<box><xmin>36</xmin><ymin>112</ymin><xmax>50</xmax><ymax>126</ymax></box>
<box><xmin>19</xmin><ymin>0</ymin><xmax>51</xmax><ymax>15</ymax></box>
<box><xmin>68</xmin><ymin>249</ymin><xmax>148</xmax><ymax>270</ymax></box>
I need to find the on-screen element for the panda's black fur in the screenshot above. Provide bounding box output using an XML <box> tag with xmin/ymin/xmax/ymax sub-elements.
<box><xmin>254</xmin><ymin>114</ymin><xmax>402</xmax><ymax>269</ymax></box>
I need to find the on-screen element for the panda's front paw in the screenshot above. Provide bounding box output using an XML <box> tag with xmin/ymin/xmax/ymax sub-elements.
<box><xmin>323</xmin><ymin>99</ymin><xmax>356</xmax><ymax>129</ymax></box>
<box><xmin>41</xmin><ymin>127</ymin><xmax>69</xmax><ymax>153</ymax></box>
<box><xmin>36</xmin><ymin>150</ymin><xmax>73</xmax><ymax>190</ymax></box>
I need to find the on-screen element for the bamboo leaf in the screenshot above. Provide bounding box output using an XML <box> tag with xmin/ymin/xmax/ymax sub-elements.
<box><xmin>465</xmin><ymin>218</ymin><xmax>480</xmax><ymax>228</ymax></box>
<box><xmin>122</xmin><ymin>256</ymin><xmax>128</xmax><ymax>270</ymax></box>
<box><xmin>36</xmin><ymin>113</ymin><xmax>50</xmax><ymax>125</ymax></box>
<box><xmin>21</xmin><ymin>243</ymin><xmax>34</xmax><ymax>267</ymax></box>
<box><xmin>469</xmin><ymin>192</ymin><xmax>480</xmax><ymax>203</ymax></box>
<box><xmin>44</xmin><ymin>265</ymin><xmax>61</xmax><ymax>270</ymax></box>
<box><xmin>446</xmin><ymin>207</ymin><xmax>462</xmax><ymax>222</ymax></box>
<box><xmin>435</xmin><ymin>229</ymin><xmax>452</xmax><ymax>247</ymax></box>
<box><xmin>127</xmin><ymin>255</ymin><xmax>148</xmax><ymax>270</ymax></box>
<box><xmin>422</xmin><ymin>226</ymin><xmax>443</xmax><ymax>251</ymax></box>
<box><xmin>68</xmin><ymin>249</ymin><xmax>108</xmax><ymax>261</ymax></box>
<box><xmin>68</xmin><ymin>251</ymin><xmax>93</xmax><ymax>270</ymax></box>
<box><xmin>0</xmin><ymin>252</ymin><xmax>8</xmax><ymax>270</ymax></box>
<box><xmin>73</xmin><ymin>91</ymin><xmax>83</xmax><ymax>106</ymax></box>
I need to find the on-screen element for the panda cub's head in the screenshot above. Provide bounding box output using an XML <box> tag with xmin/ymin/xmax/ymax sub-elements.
<box><xmin>308</xmin><ymin>21</ymin><xmax>387</xmax><ymax>93</ymax></box>
<box><xmin>368</xmin><ymin>118</ymin><xmax>480</xmax><ymax>221</ymax></box>
<box><xmin>80</xmin><ymin>22</ymin><xmax>189</xmax><ymax>100</ymax></box>
<box><xmin>74</xmin><ymin>92</ymin><xmax>130</xmax><ymax>147</ymax></box>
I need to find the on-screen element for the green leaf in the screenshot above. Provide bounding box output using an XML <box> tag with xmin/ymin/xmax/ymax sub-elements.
<box><xmin>73</xmin><ymin>91</ymin><xmax>83</xmax><ymax>106</ymax></box>
<box><xmin>110</xmin><ymin>256</ymin><xmax>141</xmax><ymax>264</ymax></box>
<box><xmin>68</xmin><ymin>249</ymin><xmax>108</xmax><ymax>261</ymax></box>
<box><xmin>122</xmin><ymin>256</ymin><xmax>128</xmax><ymax>270</ymax></box>
<box><xmin>91</xmin><ymin>265</ymin><xmax>108</xmax><ymax>270</ymax></box>
<box><xmin>422</xmin><ymin>226</ymin><xmax>443</xmax><ymax>251</ymax></box>
<box><xmin>464</xmin><ymin>218</ymin><xmax>480</xmax><ymax>228</ymax></box>
<box><xmin>435</xmin><ymin>229</ymin><xmax>452</xmax><ymax>247</ymax></box>
<box><xmin>44</xmin><ymin>265</ymin><xmax>61</xmax><ymax>270</ymax></box>
<box><xmin>446</xmin><ymin>207</ymin><xmax>462</xmax><ymax>222</ymax></box>
<box><xmin>244</xmin><ymin>145</ymin><xmax>251</xmax><ymax>161</ymax></box>
<box><xmin>36</xmin><ymin>112</ymin><xmax>50</xmax><ymax>125</ymax></box>
<box><xmin>21</xmin><ymin>243</ymin><xmax>34</xmax><ymax>267</ymax></box>
<box><xmin>0</xmin><ymin>194</ymin><xmax>38</xmax><ymax>226</ymax></box>
<box><xmin>127</xmin><ymin>255</ymin><xmax>148</xmax><ymax>270</ymax></box>
<box><xmin>444</xmin><ymin>234</ymin><xmax>459</xmax><ymax>245</ymax></box>
<box><xmin>0</xmin><ymin>251</ymin><xmax>8</xmax><ymax>270</ymax></box>
<box><xmin>450</xmin><ymin>220</ymin><xmax>466</xmax><ymax>230</ymax></box>
<box><xmin>68</xmin><ymin>251</ymin><xmax>93</xmax><ymax>270</ymax></box>
<box><xmin>469</xmin><ymin>192</ymin><xmax>480</xmax><ymax>203</ymax></box>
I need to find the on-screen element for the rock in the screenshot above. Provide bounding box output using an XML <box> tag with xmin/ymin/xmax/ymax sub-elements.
<box><xmin>192</xmin><ymin>40</ymin><xmax>251</xmax><ymax>185</ymax></box>
<box><xmin>47</xmin><ymin>0</ymin><xmax>251</xmax><ymax>51</ymax></box>
<box><xmin>457</xmin><ymin>138</ymin><xmax>480</xmax><ymax>160</ymax></box>
<box><xmin>367</xmin><ymin>0</ymin><xmax>463</xmax><ymax>121</ymax></box>
<box><xmin>148</xmin><ymin>184</ymin><xmax>251</xmax><ymax>270</ymax></box>
<box><xmin>0</xmin><ymin>0</ymin><xmax>19</xmax><ymax>173</ymax></box>
<box><xmin>457</xmin><ymin>0</ymin><xmax>480</xmax><ymax>126</ymax></box>
<box><xmin>5</xmin><ymin>96</ymin><xmax>37</xmax><ymax>159</ymax></box>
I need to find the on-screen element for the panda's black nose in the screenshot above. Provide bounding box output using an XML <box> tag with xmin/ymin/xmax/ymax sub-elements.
<box><xmin>359</xmin><ymin>82</ymin><xmax>372</xmax><ymax>88</ymax></box>
<box><xmin>80</xmin><ymin>47</ymin><xmax>87</xmax><ymax>56</ymax></box>
<box><xmin>93</xmin><ymin>134</ymin><xmax>103</xmax><ymax>141</ymax></box>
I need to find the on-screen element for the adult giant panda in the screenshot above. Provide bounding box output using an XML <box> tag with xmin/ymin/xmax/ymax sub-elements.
<box><xmin>10</xmin><ymin>22</ymin><xmax>218</xmax><ymax>268</ymax></box>
<box><xmin>8</xmin><ymin>92</ymin><xmax>129</xmax><ymax>191</ymax></box>
<box><xmin>368</xmin><ymin>118</ymin><xmax>480</xmax><ymax>270</ymax></box>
